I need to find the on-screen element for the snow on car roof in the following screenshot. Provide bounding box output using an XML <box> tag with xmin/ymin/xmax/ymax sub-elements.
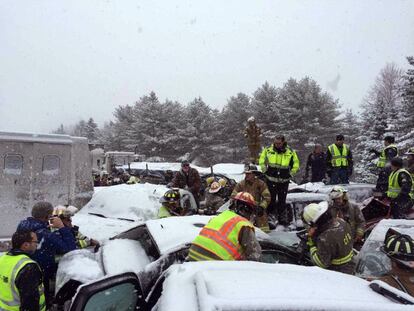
<box><xmin>157</xmin><ymin>261</ymin><xmax>412</xmax><ymax>311</ymax></box>
<box><xmin>127</xmin><ymin>162</ymin><xmax>246</xmax><ymax>181</ymax></box>
<box><xmin>145</xmin><ymin>215</ymin><xmax>212</xmax><ymax>255</ymax></box>
<box><xmin>79</xmin><ymin>183</ymin><xmax>166</xmax><ymax>221</ymax></box>
<box><xmin>286</xmin><ymin>192</ymin><xmax>327</xmax><ymax>202</ymax></box>
<box><xmin>366</xmin><ymin>219</ymin><xmax>414</xmax><ymax>242</ymax></box>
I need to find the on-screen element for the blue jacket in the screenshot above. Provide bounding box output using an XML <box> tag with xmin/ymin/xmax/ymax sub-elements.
<box><xmin>17</xmin><ymin>217</ymin><xmax>76</xmax><ymax>280</ymax></box>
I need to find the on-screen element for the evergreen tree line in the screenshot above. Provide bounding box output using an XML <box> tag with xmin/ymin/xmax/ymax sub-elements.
<box><xmin>54</xmin><ymin>57</ymin><xmax>414</xmax><ymax>183</ymax></box>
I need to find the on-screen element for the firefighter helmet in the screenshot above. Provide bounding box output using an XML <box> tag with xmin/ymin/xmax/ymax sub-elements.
<box><xmin>329</xmin><ymin>185</ymin><xmax>348</xmax><ymax>200</ymax></box>
<box><xmin>206</xmin><ymin>176</ymin><xmax>215</xmax><ymax>186</ymax></box>
<box><xmin>209</xmin><ymin>182</ymin><xmax>221</xmax><ymax>194</ymax></box>
<box><xmin>160</xmin><ymin>189</ymin><xmax>180</xmax><ymax>203</ymax></box>
<box><xmin>383</xmin><ymin>229</ymin><xmax>414</xmax><ymax>261</ymax></box>
<box><xmin>303</xmin><ymin>201</ymin><xmax>329</xmax><ymax>226</ymax></box>
<box><xmin>218</xmin><ymin>178</ymin><xmax>227</xmax><ymax>187</ymax></box>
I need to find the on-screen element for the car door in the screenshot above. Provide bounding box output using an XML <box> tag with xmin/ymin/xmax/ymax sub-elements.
<box><xmin>69</xmin><ymin>272</ymin><xmax>146</xmax><ymax>311</ymax></box>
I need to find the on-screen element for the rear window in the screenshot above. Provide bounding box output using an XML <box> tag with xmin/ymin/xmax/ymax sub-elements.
<box><xmin>42</xmin><ymin>155</ymin><xmax>60</xmax><ymax>175</ymax></box>
<box><xmin>4</xmin><ymin>154</ymin><xmax>23</xmax><ymax>175</ymax></box>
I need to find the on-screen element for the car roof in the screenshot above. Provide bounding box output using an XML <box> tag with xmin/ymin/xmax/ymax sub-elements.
<box><xmin>156</xmin><ymin>261</ymin><xmax>412</xmax><ymax>311</ymax></box>
<box><xmin>365</xmin><ymin>219</ymin><xmax>414</xmax><ymax>243</ymax></box>
<box><xmin>145</xmin><ymin>215</ymin><xmax>212</xmax><ymax>255</ymax></box>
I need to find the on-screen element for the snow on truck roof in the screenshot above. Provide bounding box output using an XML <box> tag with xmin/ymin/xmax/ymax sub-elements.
<box><xmin>158</xmin><ymin>261</ymin><xmax>413</xmax><ymax>311</ymax></box>
<box><xmin>0</xmin><ymin>131</ymin><xmax>87</xmax><ymax>144</ymax></box>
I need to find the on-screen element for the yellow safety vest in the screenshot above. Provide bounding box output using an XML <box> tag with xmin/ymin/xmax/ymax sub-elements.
<box><xmin>387</xmin><ymin>168</ymin><xmax>413</xmax><ymax>199</ymax></box>
<box><xmin>189</xmin><ymin>210</ymin><xmax>254</xmax><ymax>261</ymax></box>
<box><xmin>377</xmin><ymin>144</ymin><xmax>398</xmax><ymax>168</ymax></box>
<box><xmin>0</xmin><ymin>254</ymin><xmax>46</xmax><ymax>311</ymax></box>
<box><xmin>258</xmin><ymin>145</ymin><xmax>299</xmax><ymax>182</ymax></box>
<box><xmin>328</xmin><ymin>144</ymin><xmax>349</xmax><ymax>167</ymax></box>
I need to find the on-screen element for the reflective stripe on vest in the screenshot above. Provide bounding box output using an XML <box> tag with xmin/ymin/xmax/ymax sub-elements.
<box><xmin>261</xmin><ymin>146</ymin><xmax>295</xmax><ymax>170</ymax></box>
<box><xmin>387</xmin><ymin>168</ymin><xmax>411</xmax><ymax>199</ymax></box>
<box><xmin>310</xmin><ymin>247</ymin><xmax>353</xmax><ymax>268</ymax></box>
<box><xmin>189</xmin><ymin>210</ymin><xmax>253</xmax><ymax>261</ymax></box>
<box><xmin>328</xmin><ymin>144</ymin><xmax>349</xmax><ymax>167</ymax></box>
<box><xmin>0</xmin><ymin>254</ymin><xmax>46</xmax><ymax>311</ymax></box>
<box><xmin>377</xmin><ymin>144</ymin><xmax>398</xmax><ymax>168</ymax></box>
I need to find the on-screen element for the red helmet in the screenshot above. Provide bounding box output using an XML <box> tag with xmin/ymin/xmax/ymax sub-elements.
<box><xmin>233</xmin><ymin>192</ymin><xmax>256</xmax><ymax>208</ymax></box>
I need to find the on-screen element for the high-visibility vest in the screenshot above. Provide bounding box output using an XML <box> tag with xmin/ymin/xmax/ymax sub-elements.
<box><xmin>158</xmin><ymin>205</ymin><xmax>172</xmax><ymax>218</ymax></box>
<box><xmin>0</xmin><ymin>254</ymin><xmax>46</xmax><ymax>311</ymax></box>
<box><xmin>189</xmin><ymin>210</ymin><xmax>254</xmax><ymax>261</ymax></box>
<box><xmin>328</xmin><ymin>144</ymin><xmax>349</xmax><ymax>167</ymax></box>
<box><xmin>377</xmin><ymin>144</ymin><xmax>398</xmax><ymax>168</ymax></box>
<box><xmin>387</xmin><ymin>168</ymin><xmax>413</xmax><ymax>199</ymax></box>
<box><xmin>258</xmin><ymin>145</ymin><xmax>299</xmax><ymax>182</ymax></box>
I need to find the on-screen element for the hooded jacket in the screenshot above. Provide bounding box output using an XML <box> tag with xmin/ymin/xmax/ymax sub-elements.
<box><xmin>17</xmin><ymin>217</ymin><xmax>76</xmax><ymax>280</ymax></box>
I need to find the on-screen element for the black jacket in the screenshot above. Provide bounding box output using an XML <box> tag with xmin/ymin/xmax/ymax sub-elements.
<box><xmin>305</xmin><ymin>152</ymin><xmax>327</xmax><ymax>182</ymax></box>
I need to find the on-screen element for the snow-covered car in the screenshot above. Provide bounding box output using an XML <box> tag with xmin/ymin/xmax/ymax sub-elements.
<box><xmin>290</xmin><ymin>182</ymin><xmax>375</xmax><ymax>203</ymax></box>
<box><xmin>55</xmin><ymin>215</ymin><xmax>312</xmax><ymax>307</ymax></box>
<box><xmin>67</xmin><ymin>262</ymin><xmax>414</xmax><ymax>311</ymax></box>
<box><xmin>355</xmin><ymin>219</ymin><xmax>414</xmax><ymax>280</ymax></box>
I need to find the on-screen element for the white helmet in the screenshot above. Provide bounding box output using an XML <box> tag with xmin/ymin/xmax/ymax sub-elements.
<box><xmin>303</xmin><ymin>201</ymin><xmax>329</xmax><ymax>225</ymax></box>
<box><xmin>329</xmin><ymin>185</ymin><xmax>348</xmax><ymax>200</ymax></box>
<box><xmin>53</xmin><ymin>205</ymin><xmax>79</xmax><ymax>218</ymax></box>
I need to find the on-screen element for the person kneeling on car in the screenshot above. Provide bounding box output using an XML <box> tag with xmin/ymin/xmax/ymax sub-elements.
<box><xmin>303</xmin><ymin>202</ymin><xmax>355</xmax><ymax>275</ymax></box>
<box><xmin>187</xmin><ymin>192</ymin><xmax>262</xmax><ymax>262</ymax></box>
<box><xmin>158</xmin><ymin>189</ymin><xmax>194</xmax><ymax>218</ymax></box>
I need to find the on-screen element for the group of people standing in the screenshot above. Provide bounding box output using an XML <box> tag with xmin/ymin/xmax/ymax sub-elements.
<box><xmin>0</xmin><ymin>203</ymin><xmax>97</xmax><ymax>311</ymax></box>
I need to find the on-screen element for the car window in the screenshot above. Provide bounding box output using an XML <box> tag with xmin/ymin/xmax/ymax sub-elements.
<box><xmin>356</xmin><ymin>241</ymin><xmax>392</xmax><ymax>277</ymax></box>
<box><xmin>261</xmin><ymin>250</ymin><xmax>299</xmax><ymax>264</ymax></box>
<box><xmin>69</xmin><ymin>272</ymin><xmax>144</xmax><ymax>311</ymax></box>
<box><xmin>42</xmin><ymin>154</ymin><xmax>60</xmax><ymax>175</ymax></box>
<box><xmin>83</xmin><ymin>282</ymin><xmax>138</xmax><ymax>311</ymax></box>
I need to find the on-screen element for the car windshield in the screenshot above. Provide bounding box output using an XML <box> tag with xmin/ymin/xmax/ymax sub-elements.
<box><xmin>356</xmin><ymin>240</ymin><xmax>392</xmax><ymax>278</ymax></box>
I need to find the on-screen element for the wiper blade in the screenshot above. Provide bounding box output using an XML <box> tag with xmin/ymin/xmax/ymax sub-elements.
<box><xmin>88</xmin><ymin>212</ymin><xmax>135</xmax><ymax>222</ymax></box>
<box><xmin>88</xmin><ymin>213</ymin><xmax>107</xmax><ymax>218</ymax></box>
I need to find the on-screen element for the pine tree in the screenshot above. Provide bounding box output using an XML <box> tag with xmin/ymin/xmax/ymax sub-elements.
<box><xmin>85</xmin><ymin>117</ymin><xmax>99</xmax><ymax>142</ymax></box>
<box><xmin>251</xmin><ymin>82</ymin><xmax>281</xmax><ymax>143</ymax></box>
<box><xmin>52</xmin><ymin>124</ymin><xmax>66</xmax><ymax>134</ymax></box>
<box><xmin>400</xmin><ymin>56</ymin><xmax>414</xmax><ymax>150</ymax></box>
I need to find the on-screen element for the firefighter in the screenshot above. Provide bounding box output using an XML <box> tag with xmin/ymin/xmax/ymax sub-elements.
<box><xmin>386</xmin><ymin>157</ymin><xmax>413</xmax><ymax>219</ymax></box>
<box><xmin>326</xmin><ymin>134</ymin><xmax>353</xmax><ymax>184</ymax></box>
<box><xmin>370</xmin><ymin>136</ymin><xmax>399</xmax><ymax>195</ymax></box>
<box><xmin>53</xmin><ymin>205</ymin><xmax>100</xmax><ymax>249</ymax></box>
<box><xmin>259</xmin><ymin>135</ymin><xmax>299</xmax><ymax>227</ymax></box>
<box><xmin>171</xmin><ymin>160</ymin><xmax>201</xmax><ymax>208</ymax></box>
<box><xmin>328</xmin><ymin>186</ymin><xmax>365</xmax><ymax>242</ymax></box>
<box><xmin>378</xmin><ymin>229</ymin><xmax>414</xmax><ymax>296</ymax></box>
<box><xmin>303</xmin><ymin>202</ymin><xmax>355</xmax><ymax>274</ymax></box>
<box><xmin>158</xmin><ymin>189</ymin><xmax>195</xmax><ymax>218</ymax></box>
<box><xmin>231</xmin><ymin>164</ymin><xmax>271</xmax><ymax>232</ymax></box>
<box><xmin>188</xmin><ymin>192</ymin><xmax>262</xmax><ymax>262</ymax></box>
<box><xmin>203</xmin><ymin>182</ymin><xmax>226</xmax><ymax>215</ymax></box>
<box><xmin>0</xmin><ymin>230</ymin><xmax>46</xmax><ymax>311</ymax></box>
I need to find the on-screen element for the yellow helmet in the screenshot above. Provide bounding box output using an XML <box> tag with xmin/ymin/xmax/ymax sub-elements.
<box><xmin>206</xmin><ymin>176</ymin><xmax>215</xmax><ymax>186</ymax></box>
<box><xmin>218</xmin><ymin>178</ymin><xmax>227</xmax><ymax>187</ymax></box>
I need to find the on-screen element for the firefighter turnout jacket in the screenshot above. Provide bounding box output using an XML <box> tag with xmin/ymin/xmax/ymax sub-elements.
<box><xmin>307</xmin><ymin>218</ymin><xmax>355</xmax><ymax>275</ymax></box>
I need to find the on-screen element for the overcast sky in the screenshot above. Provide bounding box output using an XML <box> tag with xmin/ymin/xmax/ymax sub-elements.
<box><xmin>0</xmin><ymin>0</ymin><xmax>413</xmax><ymax>133</ymax></box>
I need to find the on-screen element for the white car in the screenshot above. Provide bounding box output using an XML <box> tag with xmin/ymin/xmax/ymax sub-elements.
<box><xmin>67</xmin><ymin>261</ymin><xmax>413</xmax><ymax>311</ymax></box>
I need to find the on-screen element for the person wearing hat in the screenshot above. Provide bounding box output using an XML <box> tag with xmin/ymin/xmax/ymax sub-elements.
<box><xmin>231</xmin><ymin>164</ymin><xmax>271</xmax><ymax>232</ymax></box>
<box><xmin>171</xmin><ymin>160</ymin><xmax>201</xmax><ymax>208</ymax></box>
<box><xmin>303</xmin><ymin>201</ymin><xmax>355</xmax><ymax>275</ymax></box>
<box><xmin>326</xmin><ymin>134</ymin><xmax>353</xmax><ymax>184</ymax></box>
<box><xmin>203</xmin><ymin>182</ymin><xmax>226</xmax><ymax>215</ymax></box>
<box><xmin>370</xmin><ymin>136</ymin><xmax>399</xmax><ymax>196</ymax></box>
<box><xmin>387</xmin><ymin>157</ymin><xmax>413</xmax><ymax>219</ymax></box>
<box><xmin>158</xmin><ymin>189</ymin><xmax>195</xmax><ymax>218</ymax></box>
<box><xmin>328</xmin><ymin>186</ymin><xmax>365</xmax><ymax>243</ymax></box>
<box><xmin>378</xmin><ymin>229</ymin><xmax>414</xmax><ymax>296</ymax></box>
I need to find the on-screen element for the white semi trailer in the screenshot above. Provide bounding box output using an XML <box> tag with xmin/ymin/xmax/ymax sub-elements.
<box><xmin>0</xmin><ymin>132</ymin><xmax>93</xmax><ymax>239</ymax></box>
